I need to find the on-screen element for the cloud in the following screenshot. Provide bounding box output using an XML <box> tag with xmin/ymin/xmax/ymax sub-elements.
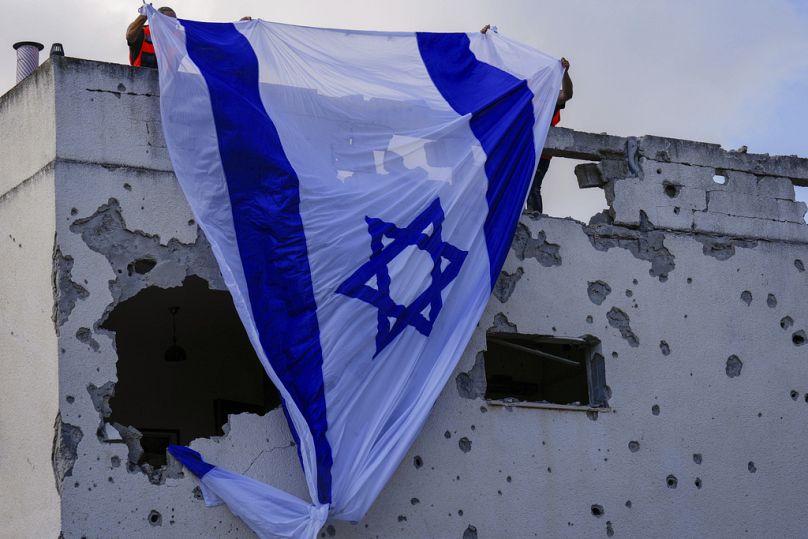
<box><xmin>1</xmin><ymin>1</ymin><xmax>805</xmax><ymax>219</ymax></box>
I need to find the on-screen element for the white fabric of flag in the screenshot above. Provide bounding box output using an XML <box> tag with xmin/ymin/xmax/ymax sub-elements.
<box><xmin>146</xmin><ymin>5</ymin><xmax>562</xmax><ymax>538</ymax></box>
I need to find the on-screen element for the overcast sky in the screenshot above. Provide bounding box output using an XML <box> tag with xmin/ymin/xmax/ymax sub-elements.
<box><xmin>1</xmin><ymin>0</ymin><xmax>806</xmax><ymax>220</ymax></box>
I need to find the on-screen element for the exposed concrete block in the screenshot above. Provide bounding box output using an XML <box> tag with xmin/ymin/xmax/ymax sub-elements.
<box><xmin>612</xmin><ymin>178</ymin><xmax>705</xmax><ymax>228</ymax></box>
<box><xmin>757</xmin><ymin>176</ymin><xmax>796</xmax><ymax>200</ymax></box>
<box><xmin>544</xmin><ymin>127</ymin><xmax>628</xmax><ymax>161</ymax></box>
<box><xmin>777</xmin><ymin>199</ymin><xmax>808</xmax><ymax>222</ymax></box>
<box><xmin>693</xmin><ymin>211</ymin><xmax>808</xmax><ymax>242</ymax></box>
<box><xmin>574</xmin><ymin>163</ymin><xmax>604</xmax><ymax>189</ymax></box>
<box><xmin>708</xmin><ymin>191</ymin><xmax>807</xmax><ymax>223</ymax></box>
<box><xmin>639</xmin><ymin>134</ymin><xmax>808</xmax><ymax>185</ymax></box>
<box><xmin>640</xmin><ymin>159</ymin><xmax>719</xmax><ymax>191</ymax></box>
<box><xmin>600</xmin><ymin>159</ymin><xmax>632</xmax><ymax>180</ymax></box>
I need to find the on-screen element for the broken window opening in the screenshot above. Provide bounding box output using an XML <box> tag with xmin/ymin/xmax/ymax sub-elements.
<box><xmin>103</xmin><ymin>275</ymin><xmax>281</xmax><ymax>468</ymax></box>
<box><xmin>484</xmin><ymin>333</ymin><xmax>607</xmax><ymax>409</ymax></box>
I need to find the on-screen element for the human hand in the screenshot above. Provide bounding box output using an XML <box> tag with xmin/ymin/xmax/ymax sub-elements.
<box><xmin>560</xmin><ymin>57</ymin><xmax>570</xmax><ymax>71</ymax></box>
<box><xmin>480</xmin><ymin>24</ymin><xmax>491</xmax><ymax>34</ymax></box>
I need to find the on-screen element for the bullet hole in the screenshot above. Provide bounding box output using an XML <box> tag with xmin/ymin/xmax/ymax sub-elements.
<box><xmin>611</xmin><ymin>352</ymin><xmax>618</xmax><ymax>359</ymax></box>
<box><xmin>326</xmin><ymin>524</ymin><xmax>336</xmax><ymax>536</ymax></box>
<box><xmin>795</xmin><ymin>259</ymin><xmax>805</xmax><ymax>272</ymax></box>
<box><xmin>147</xmin><ymin>510</ymin><xmax>162</xmax><ymax>526</ymax></box>
<box><xmin>458</xmin><ymin>437</ymin><xmax>472</xmax><ymax>453</ymax></box>
<box><xmin>192</xmin><ymin>486</ymin><xmax>203</xmax><ymax>500</ymax></box>
<box><xmin>792</xmin><ymin>330</ymin><xmax>806</xmax><ymax>346</ymax></box>
<box><xmin>397</xmin><ymin>515</ymin><xmax>407</xmax><ymax>522</ymax></box>
<box><xmin>626</xmin><ymin>440</ymin><xmax>641</xmax><ymax>453</ymax></box>
<box><xmin>479</xmin><ymin>406</ymin><xmax>487</xmax><ymax>413</ymax></box>
<box><xmin>663</xmin><ymin>182</ymin><xmax>680</xmax><ymax>198</ymax></box>
<box><xmin>413</xmin><ymin>456</ymin><xmax>423</xmax><ymax>469</ymax></box>
<box><xmin>606</xmin><ymin>521</ymin><xmax>614</xmax><ymax>537</ymax></box>
<box><xmin>659</xmin><ymin>341</ymin><xmax>670</xmax><ymax>356</ymax></box>
<box><xmin>123</xmin><ymin>183</ymin><xmax>132</xmax><ymax>191</ymax></box>
<box><xmin>70</xmin><ymin>208</ymin><xmax>78</xmax><ymax>216</ymax></box>
<box><xmin>695</xmin><ymin>477</ymin><xmax>702</xmax><ymax>489</ymax></box>
<box><xmin>804</xmin><ymin>394</ymin><xmax>808</xmax><ymax>403</ymax></box>
<box><xmin>188</xmin><ymin>219</ymin><xmax>195</xmax><ymax>226</ymax></box>
<box><xmin>506</xmin><ymin>476</ymin><xmax>512</xmax><ymax>483</ymax></box>
<box><xmin>656</xmin><ymin>168</ymin><xmax>662</xmax><ymax>175</ymax></box>
<box><xmin>470</xmin><ymin>425</ymin><xmax>475</xmax><ymax>431</ymax></box>
<box><xmin>66</xmin><ymin>395</ymin><xmax>75</xmax><ymax>404</ymax></box>
<box><xmin>410</xmin><ymin>498</ymin><xmax>420</xmax><ymax>505</ymax></box>
<box><xmin>586</xmin><ymin>411</ymin><xmax>599</xmax><ymax>421</ymax></box>
<box><xmin>766</xmin><ymin>294</ymin><xmax>777</xmax><ymax>308</ymax></box>
<box><xmin>652</xmin><ymin>404</ymin><xmax>660</xmax><ymax>416</ymax></box>
<box><xmin>625</xmin><ymin>500</ymin><xmax>632</xmax><ymax>508</ymax></box>
<box><xmin>591</xmin><ymin>504</ymin><xmax>604</xmax><ymax>517</ymax></box>
<box><xmin>625</xmin><ymin>289</ymin><xmax>633</xmax><ymax>298</ymax></box>
<box><xmin>693</xmin><ymin>453</ymin><xmax>702</xmax><ymax>465</ymax></box>
<box><xmin>587</xmin><ymin>280</ymin><xmax>612</xmax><ymax>305</ymax></box>
<box><xmin>586</xmin><ymin>315</ymin><xmax>593</xmax><ymax>324</ymax></box>
<box><xmin>110</xmin><ymin>455</ymin><xmax>121</xmax><ymax>468</ymax></box>
<box><xmin>444</xmin><ymin>431</ymin><xmax>451</xmax><ymax>439</ymax></box>
<box><xmin>126</xmin><ymin>257</ymin><xmax>157</xmax><ymax>276</ymax></box>
<box><xmin>687</xmin><ymin>277</ymin><xmax>692</xmax><ymax>284</ymax></box>
<box><xmin>790</xmin><ymin>390</ymin><xmax>799</xmax><ymax>401</ymax></box>
<box><xmin>725</xmin><ymin>355</ymin><xmax>743</xmax><ymax>378</ymax></box>
<box><xmin>781</xmin><ymin>316</ymin><xmax>794</xmax><ymax>330</ymax></box>
<box><xmin>740</xmin><ymin>291</ymin><xmax>752</xmax><ymax>306</ymax></box>
<box><xmin>748</xmin><ymin>461</ymin><xmax>757</xmax><ymax>473</ymax></box>
<box><xmin>463</xmin><ymin>525</ymin><xmax>478</xmax><ymax>539</ymax></box>
<box><xmin>673</xmin><ymin>206</ymin><xmax>681</xmax><ymax>215</ymax></box>
<box><xmin>666</xmin><ymin>475</ymin><xmax>678</xmax><ymax>488</ymax></box>
<box><xmin>632</xmin><ymin>279</ymin><xmax>638</xmax><ymax>285</ymax></box>
<box><xmin>457</xmin><ymin>509</ymin><xmax>464</xmax><ymax>516</ymax></box>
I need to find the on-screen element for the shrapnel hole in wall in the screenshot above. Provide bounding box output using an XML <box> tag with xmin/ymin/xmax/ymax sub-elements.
<box><xmin>484</xmin><ymin>333</ymin><xmax>607</xmax><ymax>407</ymax></box>
<box><xmin>103</xmin><ymin>275</ymin><xmax>280</xmax><ymax>468</ymax></box>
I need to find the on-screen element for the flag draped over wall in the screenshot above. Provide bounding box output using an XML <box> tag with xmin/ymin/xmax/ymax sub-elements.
<box><xmin>146</xmin><ymin>6</ymin><xmax>562</xmax><ymax>538</ymax></box>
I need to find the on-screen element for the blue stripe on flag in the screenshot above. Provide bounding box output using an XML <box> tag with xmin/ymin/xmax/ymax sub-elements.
<box><xmin>167</xmin><ymin>445</ymin><xmax>215</xmax><ymax>478</ymax></box>
<box><xmin>182</xmin><ymin>20</ymin><xmax>333</xmax><ymax>504</ymax></box>
<box><xmin>415</xmin><ymin>33</ymin><xmax>537</xmax><ymax>288</ymax></box>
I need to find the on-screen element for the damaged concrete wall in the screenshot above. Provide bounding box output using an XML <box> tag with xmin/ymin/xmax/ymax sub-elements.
<box><xmin>0</xmin><ymin>62</ymin><xmax>61</xmax><ymax>537</ymax></box>
<box><xmin>11</xmin><ymin>57</ymin><xmax>808</xmax><ymax>538</ymax></box>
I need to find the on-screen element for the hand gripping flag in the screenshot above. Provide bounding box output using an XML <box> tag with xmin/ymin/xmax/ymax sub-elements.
<box><xmin>146</xmin><ymin>6</ymin><xmax>562</xmax><ymax>538</ymax></box>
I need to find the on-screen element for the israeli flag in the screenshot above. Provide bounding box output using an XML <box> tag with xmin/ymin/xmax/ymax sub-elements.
<box><xmin>146</xmin><ymin>6</ymin><xmax>562</xmax><ymax>538</ymax></box>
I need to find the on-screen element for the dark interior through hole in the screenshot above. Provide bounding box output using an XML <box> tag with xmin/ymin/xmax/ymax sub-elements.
<box><xmin>484</xmin><ymin>333</ymin><xmax>602</xmax><ymax>406</ymax></box>
<box><xmin>103</xmin><ymin>275</ymin><xmax>280</xmax><ymax>468</ymax></box>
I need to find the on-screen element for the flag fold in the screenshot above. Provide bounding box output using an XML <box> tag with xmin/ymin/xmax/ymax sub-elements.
<box><xmin>146</xmin><ymin>6</ymin><xmax>562</xmax><ymax>537</ymax></box>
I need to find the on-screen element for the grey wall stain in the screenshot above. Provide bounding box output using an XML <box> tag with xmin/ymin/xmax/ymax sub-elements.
<box><xmin>511</xmin><ymin>223</ymin><xmax>562</xmax><ymax>267</ymax></box>
<box><xmin>52</xmin><ymin>412</ymin><xmax>83</xmax><ymax>495</ymax></box>
<box><xmin>493</xmin><ymin>267</ymin><xmax>524</xmax><ymax>303</ymax></box>
<box><xmin>587</xmin><ymin>280</ymin><xmax>612</xmax><ymax>305</ymax></box>
<box><xmin>455</xmin><ymin>352</ymin><xmax>486</xmax><ymax>400</ymax></box>
<box><xmin>607</xmin><ymin>307</ymin><xmax>639</xmax><ymax>347</ymax></box>
<box><xmin>726</xmin><ymin>355</ymin><xmax>743</xmax><ymax>378</ymax></box>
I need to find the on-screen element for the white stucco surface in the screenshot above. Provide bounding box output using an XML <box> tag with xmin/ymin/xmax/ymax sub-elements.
<box><xmin>0</xmin><ymin>156</ymin><xmax>59</xmax><ymax>536</ymax></box>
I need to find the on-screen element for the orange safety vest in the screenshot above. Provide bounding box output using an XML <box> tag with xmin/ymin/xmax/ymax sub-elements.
<box><xmin>130</xmin><ymin>26</ymin><xmax>156</xmax><ymax>67</ymax></box>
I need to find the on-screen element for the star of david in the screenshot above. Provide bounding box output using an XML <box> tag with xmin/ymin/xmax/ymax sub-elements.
<box><xmin>336</xmin><ymin>198</ymin><xmax>468</xmax><ymax>357</ymax></box>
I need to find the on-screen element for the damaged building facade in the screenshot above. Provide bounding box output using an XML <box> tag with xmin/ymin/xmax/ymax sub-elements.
<box><xmin>2</xmin><ymin>57</ymin><xmax>808</xmax><ymax>538</ymax></box>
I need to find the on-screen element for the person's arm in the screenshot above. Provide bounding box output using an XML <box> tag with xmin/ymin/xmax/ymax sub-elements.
<box><xmin>557</xmin><ymin>57</ymin><xmax>573</xmax><ymax>105</ymax></box>
<box><xmin>126</xmin><ymin>14</ymin><xmax>147</xmax><ymax>44</ymax></box>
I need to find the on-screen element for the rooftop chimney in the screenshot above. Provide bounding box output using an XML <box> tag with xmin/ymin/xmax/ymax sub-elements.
<box><xmin>49</xmin><ymin>43</ymin><xmax>64</xmax><ymax>57</ymax></box>
<box><xmin>12</xmin><ymin>41</ymin><xmax>44</xmax><ymax>83</ymax></box>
